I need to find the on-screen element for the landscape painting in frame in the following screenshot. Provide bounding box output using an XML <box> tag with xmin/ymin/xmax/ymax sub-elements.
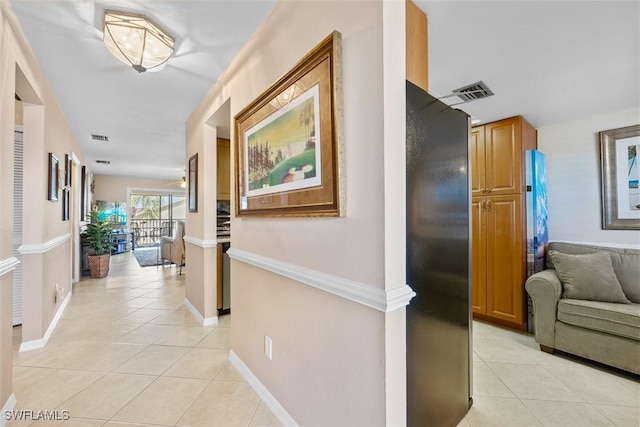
<box><xmin>234</xmin><ymin>31</ymin><xmax>344</xmax><ymax>217</ymax></box>
<box><xmin>244</xmin><ymin>84</ymin><xmax>321</xmax><ymax>198</ymax></box>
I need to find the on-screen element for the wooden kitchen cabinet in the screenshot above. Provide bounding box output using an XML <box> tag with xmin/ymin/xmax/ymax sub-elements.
<box><xmin>471</xmin><ymin>116</ymin><xmax>536</xmax><ymax>330</ymax></box>
<box><xmin>473</xmin><ymin>194</ymin><xmax>525</xmax><ymax>326</ymax></box>
<box><xmin>217</xmin><ymin>138</ymin><xmax>230</xmax><ymax>200</ymax></box>
<box><xmin>471</xmin><ymin>116</ymin><xmax>536</xmax><ymax>196</ymax></box>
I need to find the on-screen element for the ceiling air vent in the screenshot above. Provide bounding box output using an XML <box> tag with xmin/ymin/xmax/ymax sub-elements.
<box><xmin>91</xmin><ymin>134</ymin><xmax>109</xmax><ymax>142</ymax></box>
<box><xmin>452</xmin><ymin>81</ymin><xmax>494</xmax><ymax>103</ymax></box>
<box><xmin>95</xmin><ymin>160</ymin><xmax>111</xmax><ymax>165</ymax></box>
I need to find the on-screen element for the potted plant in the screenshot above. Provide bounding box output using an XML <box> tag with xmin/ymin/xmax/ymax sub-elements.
<box><xmin>84</xmin><ymin>211</ymin><xmax>113</xmax><ymax>278</ymax></box>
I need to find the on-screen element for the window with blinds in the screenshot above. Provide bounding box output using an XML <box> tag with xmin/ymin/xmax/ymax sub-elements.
<box><xmin>13</xmin><ymin>126</ymin><xmax>23</xmax><ymax>326</ymax></box>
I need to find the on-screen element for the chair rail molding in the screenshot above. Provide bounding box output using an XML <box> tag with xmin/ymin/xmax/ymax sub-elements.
<box><xmin>17</xmin><ymin>233</ymin><xmax>72</xmax><ymax>254</ymax></box>
<box><xmin>183</xmin><ymin>235</ymin><xmax>217</xmax><ymax>248</ymax></box>
<box><xmin>227</xmin><ymin>248</ymin><xmax>416</xmax><ymax>313</ymax></box>
<box><xmin>0</xmin><ymin>257</ymin><xmax>20</xmax><ymax>277</ymax></box>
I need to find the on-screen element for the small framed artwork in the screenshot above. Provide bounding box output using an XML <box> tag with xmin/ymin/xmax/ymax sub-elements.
<box><xmin>600</xmin><ymin>124</ymin><xmax>640</xmax><ymax>230</ymax></box>
<box><xmin>188</xmin><ymin>153</ymin><xmax>198</xmax><ymax>212</ymax></box>
<box><xmin>62</xmin><ymin>189</ymin><xmax>69</xmax><ymax>221</ymax></box>
<box><xmin>80</xmin><ymin>166</ymin><xmax>87</xmax><ymax>221</ymax></box>
<box><xmin>64</xmin><ymin>154</ymin><xmax>72</xmax><ymax>187</ymax></box>
<box><xmin>234</xmin><ymin>31</ymin><xmax>344</xmax><ymax>217</ymax></box>
<box><xmin>47</xmin><ymin>153</ymin><xmax>59</xmax><ymax>202</ymax></box>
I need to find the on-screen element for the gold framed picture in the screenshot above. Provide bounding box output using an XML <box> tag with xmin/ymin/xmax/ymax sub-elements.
<box><xmin>234</xmin><ymin>31</ymin><xmax>344</xmax><ymax>217</ymax></box>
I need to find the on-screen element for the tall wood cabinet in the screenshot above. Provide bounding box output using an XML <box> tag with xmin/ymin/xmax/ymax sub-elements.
<box><xmin>217</xmin><ymin>138</ymin><xmax>231</xmax><ymax>200</ymax></box>
<box><xmin>472</xmin><ymin>116</ymin><xmax>536</xmax><ymax>330</ymax></box>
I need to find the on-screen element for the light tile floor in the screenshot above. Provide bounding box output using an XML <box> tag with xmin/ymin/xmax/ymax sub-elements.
<box><xmin>9</xmin><ymin>251</ymin><xmax>282</xmax><ymax>427</ymax></box>
<box><xmin>459</xmin><ymin>321</ymin><xmax>640</xmax><ymax>426</ymax></box>
<box><xmin>8</xmin><ymin>251</ymin><xmax>639</xmax><ymax>426</ymax></box>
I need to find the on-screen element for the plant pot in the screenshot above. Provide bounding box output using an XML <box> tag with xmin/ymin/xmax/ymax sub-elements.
<box><xmin>88</xmin><ymin>253</ymin><xmax>110</xmax><ymax>278</ymax></box>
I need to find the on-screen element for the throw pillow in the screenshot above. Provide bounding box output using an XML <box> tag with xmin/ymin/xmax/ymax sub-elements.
<box><xmin>548</xmin><ymin>250</ymin><xmax>631</xmax><ymax>304</ymax></box>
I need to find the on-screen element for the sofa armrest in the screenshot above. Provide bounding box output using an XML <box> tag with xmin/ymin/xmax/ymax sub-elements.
<box><xmin>525</xmin><ymin>269</ymin><xmax>563</xmax><ymax>347</ymax></box>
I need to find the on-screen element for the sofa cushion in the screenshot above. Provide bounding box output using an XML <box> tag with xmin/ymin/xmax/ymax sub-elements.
<box><xmin>548</xmin><ymin>250</ymin><xmax>631</xmax><ymax>304</ymax></box>
<box><xmin>546</xmin><ymin>242</ymin><xmax>640</xmax><ymax>303</ymax></box>
<box><xmin>558</xmin><ymin>299</ymin><xmax>640</xmax><ymax>341</ymax></box>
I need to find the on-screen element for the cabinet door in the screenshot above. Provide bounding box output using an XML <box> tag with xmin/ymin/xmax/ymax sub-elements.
<box><xmin>217</xmin><ymin>139</ymin><xmax>231</xmax><ymax>200</ymax></box>
<box><xmin>471</xmin><ymin>197</ymin><xmax>486</xmax><ymax>315</ymax></box>
<box><xmin>485</xmin><ymin>118</ymin><xmax>522</xmax><ymax>195</ymax></box>
<box><xmin>470</xmin><ymin>127</ymin><xmax>486</xmax><ymax>196</ymax></box>
<box><xmin>485</xmin><ymin>194</ymin><xmax>525</xmax><ymax>325</ymax></box>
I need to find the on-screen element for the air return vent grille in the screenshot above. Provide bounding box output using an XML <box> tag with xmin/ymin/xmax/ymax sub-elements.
<box><xmin>452</xmin><ymin>81</ymin><xmax>494</xmax><ymax>102</ymax></box>
<box><xmin>91</xmin><ymin>134</ymin><xmax>109</xmax><ymax>142</ymax></box>
<box><xmin>95</xmin><ymin>160</ymin><xmax>111</xmax><ymax>165</ymax></box>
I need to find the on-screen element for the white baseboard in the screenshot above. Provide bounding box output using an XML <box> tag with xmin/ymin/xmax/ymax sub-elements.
<box><xmin>183</xmin><ymin>298</ymin><xmax>218</xmax><ymax>327</ymax></box>
<box><xmin>229</xmin><ymin>350</ymin><xmax>298</xmax><ymax>427</ymax></box>
<box><xmin>19</xmin><ymin>290</ymin><xmax>71</xmax><ymax>352</ymax></box>
<box><xmin>1</xmin><ymin>393</ymin><xmax>17</xmax><ymax>427</ymax></box>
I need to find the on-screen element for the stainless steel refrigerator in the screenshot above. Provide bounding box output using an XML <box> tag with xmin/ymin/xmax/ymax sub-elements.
<box><xmin>406</xmin><ymin>81</ymin><xmax>472</xmax><ymax>426</ymax></box>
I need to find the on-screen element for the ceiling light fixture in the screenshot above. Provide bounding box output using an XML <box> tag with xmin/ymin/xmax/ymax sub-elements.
<box><xmin>103</xmin><ymin>10</ymin><xmax>175</xmax><ymax>73</ymax></box>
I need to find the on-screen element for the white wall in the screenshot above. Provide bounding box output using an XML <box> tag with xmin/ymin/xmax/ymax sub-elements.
<box><xmin>186</xmin><ymin>1</ymin><xmax>410</xmax><ymax>425</ymax></box>
<box><xmin>1</xmin><ymin>0</ymin><xmax>87</xmax><ymax>410</ymax></box>
<box><xmin>538</xmin><ymin>108</ymin><xmax>640</xmax><ymax>248</ymax></box>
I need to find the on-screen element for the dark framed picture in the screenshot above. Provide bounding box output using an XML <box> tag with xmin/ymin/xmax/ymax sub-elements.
<box><xmin>64</xmin><ymin>154</ymin><xmax>72</xmax><ymax>187</ymax></box>
<box><xmin>80</xmin><ymin>166</ymin><xmax>87</xmax><ymax>221</ymax></box>
<box><xmin>188</xmin><ymin>153</ymin><xmax>198</xmax><ymax>212</ymax></box>
<box><xmin>47</xmin><ymin>153</ymin><xmax>59</xmax><ymax>202</ymax></box>
<box><xmin>234</xmin><ymin>31</ymin><xmax>344</xmax><ymax>217</ymax></box>
<box><xmin>600</xmin><ymin>124</ymin><xmax>640</xmax><ymax>230</ymax></box>
<box><xmin>62</xmin><ymin>189</ymin><xmax>69</xmax><ymax>221</ymax></box>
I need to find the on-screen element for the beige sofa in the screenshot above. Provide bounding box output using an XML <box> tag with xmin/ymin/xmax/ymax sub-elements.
<box><xmin>525</xmin><ymin>242</ymin><xmax>640</xmax><ymax>374</ymax></box>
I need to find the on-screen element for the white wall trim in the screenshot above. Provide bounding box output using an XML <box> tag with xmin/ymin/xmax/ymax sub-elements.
<box><xmin>184</xmin><ymin>297</ymin><xmax>218</xmax><ymax>327</ymax></box>
<box><xmin>1</xmin><ymin>393</ymin><xmax>17</xmax><ymax>427</ymax></box>
<box><xmin>17</xmin><ymin>233</ymin><xmax>72</xmax><ymax>255</ymax></box>
<box><xmin>183</xmin><ymin>235</ymin><xmax>217</xmax><ymax>248</ymax></box>
<box><xmin>227</xmin><ymin>248</ymin><xmax>415</xmax><ymax>313</ymax></box>
<box><xmin>19</xmin><ymin>290</ymin><xmax>71</xmax><ymax>352</ymax></box>
<box><xmin>229</xmin><ymin>350</ymin><xmax>299</xmax><ymax>427</ymax></box>
<box><xmin>0</xmin><ymin>257</ymin><xmax>20</xmax><ymax>277</ymax></box>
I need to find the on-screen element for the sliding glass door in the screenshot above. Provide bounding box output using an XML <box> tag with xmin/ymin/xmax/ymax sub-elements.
<box><xmin>130</xmin><ymin>192</ymin><xmax>185</xmax><ymax>247</ymax></box>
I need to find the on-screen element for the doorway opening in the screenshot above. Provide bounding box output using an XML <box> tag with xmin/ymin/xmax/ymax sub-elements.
<box><xmin>129</xmin><ymin>191</ymin><xmax>185</xmax><ymax>247</ymax></box>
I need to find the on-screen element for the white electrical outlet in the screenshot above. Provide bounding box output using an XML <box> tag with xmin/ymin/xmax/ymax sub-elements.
<box><xmin>265</xmin><ymin>336</ymin><xmax>273</xmax><ymax>360</ymax></box>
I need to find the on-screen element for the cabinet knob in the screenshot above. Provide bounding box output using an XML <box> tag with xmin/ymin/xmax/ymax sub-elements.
<box><xmin>486</xmin><ymin>200</ymin><xmax>492</xmax><ymax>211</ymax></box>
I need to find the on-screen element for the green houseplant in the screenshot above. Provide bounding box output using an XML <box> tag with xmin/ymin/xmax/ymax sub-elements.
<box><xmin>84</xmin><ymin>211</ymin><xmax>113</xmax><ymax>278</ymax></box>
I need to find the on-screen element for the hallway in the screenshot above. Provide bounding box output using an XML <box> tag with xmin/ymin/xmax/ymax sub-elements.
<box><xmin>9</xmin><ymin>252</ymin><xmax>281</xmax><ymax>426</ymax></box>
<box><xmin>7</xmin><ymin>250</ymin><xmax>640</xmax><ymax>426</ymax></box>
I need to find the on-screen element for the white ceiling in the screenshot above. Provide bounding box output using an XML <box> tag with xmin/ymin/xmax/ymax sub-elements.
<box><xmin>10</xmin><ymin>0</ymin><xmax>276</xmax><ymax>180</ymax></box>
<box><xmin>10</xmin><ymin>1</ymin><xmax>640</xmax><ymax>181</ymax></box>
<box><xmin>418</xmin><ymin>0</ymin><xmax>639</xmax><ymax>127</ymax></box>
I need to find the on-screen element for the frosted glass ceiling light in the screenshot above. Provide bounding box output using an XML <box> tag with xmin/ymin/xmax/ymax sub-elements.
<box><xmin>103</xmin><ymin>11</ymin><xmax>174</xmax><ymax>73</ymax></box>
